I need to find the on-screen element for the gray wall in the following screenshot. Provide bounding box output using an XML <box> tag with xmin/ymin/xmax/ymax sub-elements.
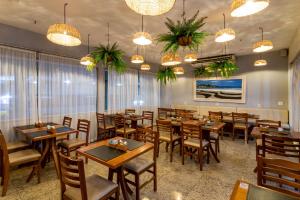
<box><xmin>161</xmin><ymin>50</ymin><xmax>289</xmax><ymax>109</ymax></box>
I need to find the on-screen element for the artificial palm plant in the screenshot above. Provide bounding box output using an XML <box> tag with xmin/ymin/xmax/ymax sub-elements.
<box><xmin>90</xmin><ymin>42</ymin><xmax>126</xmax><ymax>73</ymax></box>
<box><xmin>206</xmin><ymin>59</ymin><xmax>239</xmax><ymax>78</ymax></box>
<box><xmin>156</xmin><ymin>67</ymin><xmax>177</xmax><ymax>84</ymax></box>
<box><xmin>157</xmin><ymin>10</ymin><xmax>207</xmax><ymax>53</ymax></box>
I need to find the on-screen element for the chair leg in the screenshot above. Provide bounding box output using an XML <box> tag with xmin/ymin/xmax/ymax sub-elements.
<box><xmin>165</xmin><ymin>143</ymin><xmax>169</xmax><ymax>152</ymax></box>
<box><xmin>85</xmin><ymin>157</ymin><xmax>88</xmax><ymax>164</ymax></box>
<box><xmin>217</xmin><ymin>139</ymin><xmax>220</xmax><ymax>153</ymax></box>
<box><xmin>182</xmin><ymin>145</ymin><xmax>185</xmax><ymax>165</ymax></box>
<box><xmin>245</xmin><ymin>130</ymin><xmax>248</xmax><ymax>144</ymax></box>
<box><xmin>135</xmin><ymin>174</ymin><xmax>140</xmax><ymax>200</ymax></box>
<box><xmin>199</xmin><ymin>149</ymin><xmax>203</xmax><ymax>171</ymax></box>
<box><xmin>206</xmin><ymin>147</ymin><xmax>210</xmax><ymax>164</ymax></box>
<box><xmin>115</xmin><ymin>186</ymin><xmax>120</xmax><ymax>200</ymax></box>
<box><xmin>232</xmin><ymin>128</ymin><xmax>235</xmax><ymax>141</ymax></box>
<box><xmin>153</xmin><ymin>164</ymin><xmax>157</xmax><ymax>192</ymax></box>
<box><xmin>170</xmin><ymin>142</ymin><xmax>173</xmax><ymax>162</ymax></box>
<box><xmin>36</xmin><ymin>164</ymin><xmax>41</xmax><ymax>184</ymax></box>
<box><xmin>2</xmin><ymin>168</ymin><xmax>9</xmax><ymax>197</ymax></box>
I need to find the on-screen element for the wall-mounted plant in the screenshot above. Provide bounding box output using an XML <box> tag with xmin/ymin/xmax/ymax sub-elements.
<box><xmin>157</xmin><ymin>10</ymin><xmax>208</xmax><ymax>53</ymax></box>
<box><xmin>156</xmin><ymin>67</ymin><xmax>177</xmax><ymax>84</ymax></box>
<box><xmin>194</xmin><ymin>66</ymin><xmax>212</xmax><ymax>77</ymax></box>
<box><xmin>90</xmin><ymin>42</ymin><xmax>126</xmax><ymax>73</ymax></box>
<box><xmin>207</xmin><ymin>59</ymin><xmax>239</xmax><ymax>78</ymax></box>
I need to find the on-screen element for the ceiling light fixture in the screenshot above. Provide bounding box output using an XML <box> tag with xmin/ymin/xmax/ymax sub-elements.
<box><xmin>131</xmin><ymin>47</ymin><xmax>144</xmax><ymax>64</ymax></box>
<box><xmin>173</xmin><ymin>66</ymin><xmax>184</xmax><ymax>75</ymax></box>
<box><xmin>161</xmin><ymin>53</ymin><xmax>182</xmax><ymax>66</ymax></box>
<box><xmin>215</xmin><ymin>13</ymin><xmax>236</xmax><ymax>43</ymax></box>
<box><xmin>80</xmin><ymin>34</ymin><xmax>95</xmax><ymax>66</ymax></box>
<box><xmin>47</xmin><ymin>3</ymin><xmax>81</xmax><ymax>46</ymax></box>
<box><xmin>231</xmin><ymin>0</ymin><xmax>270</xmax><ymax>17</ymax></box>
<box><xmin>254</xmin><ymin>59</ymin><xmax>267</xmax><ymax>66</ymax></box>
<box><xmin>253</xmin><ymin>27</ymin><xmax>273</xmax><ymax>53</ymax></box>
<box><xmin>125</xmin><ymin>0</ymin><xmax>176</xmax><ymax>16</ymax></box>
<box><xmin>133</xmin><ymin>15</ymin><xmax>152</xmax><ymax>46</ymax></box>
<box><xmin>184</xmin><ymin>53</ymin><xmax>197</xmax><ymax>62</ymax></box>
<box><xmin>141</xmin><ymin>64</ymin><xmax>151</xmax><ymax>70</ymax></box>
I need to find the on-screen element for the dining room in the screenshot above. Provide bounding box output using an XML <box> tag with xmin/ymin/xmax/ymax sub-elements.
<box><xmin>0</xmin><ymin>0</ymin><xmax>300</xmax><ymax>200</ymax></box>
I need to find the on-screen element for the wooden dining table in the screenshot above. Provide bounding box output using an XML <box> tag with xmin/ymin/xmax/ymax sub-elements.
<box><xmin>230</xmin><ymin>180</ymin><xmax>299</xmax><ymax>200</ymax></box>
<box><xmin>77</xmin><ymin>137</ymin><xmax>154</xmax><ymax>200</ymax></box>
<box><xmin>222</xmin><ymin>112</ymin><xmax>260</xmax><ymax>124</ymax></box>
<box><xmin>15</xmin><ymin>123</ymin><xmax>79</xmax><ymax>180</ymax></box>
<box><xmin>251</xmin><ymin>126</ymin><xmax>300</xmax><ymax>139</ymax></box>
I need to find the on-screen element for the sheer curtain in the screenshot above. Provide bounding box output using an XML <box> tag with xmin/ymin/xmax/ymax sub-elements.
<box><xmin>38</xmin><ymin>54</ymin><xmax>97</xmax><ymax>141</ymax></box>
<box><xmin>290</xmin><ymin>57</ymin><xmax>300</xmax><ymax>131</ymax></box>
<box><xmin>139</xmin><ymin>71</ymin><xmax>160</xmax><ymax>116</ymax></box>
<box><xmin>107</xmin><ymin>68</ymin><xmax>139</xmax><ymax>113</ymax></box>
<box><xmin>0</xmin><ymin>46</ymin><xmax>38</xmax><ymax>142</ymax></box>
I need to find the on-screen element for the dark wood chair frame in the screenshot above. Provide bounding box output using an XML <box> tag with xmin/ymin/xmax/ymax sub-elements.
<box><xmin>257</xmin><ymin>156</ymin><xmax>300</xmax><ymax>198</ymax></box>
<box><xmin>232</xmin><ymin>112</ymin><xmax>249</xmax><ymax>143</ymax></box>
<box><xmin>115</xmin><ymin>115</ymin><xmax>136</xmax><ymax>139</ymax></box>
<box><xmin>58</xmin><ymin>152</ymin><xmax>119</xmax><ymax>200</ymax></box>
<box><xmin>96</xmin><ymin>113</ymin><xmax>115</xmax><ymax>140</ymax></box>
<box><xmin>181</xmin><ymin>122</ymin><xmax>210</xmax><ymax>171</ymax></box>
<box><xmin>124</xmin><ymin>128</ymin><xmax>158</xmax><ymax>200</ymax></box>
<box><xmin>208</xmin><ymin>111</ymin><xmax>223</xmax><ymax>155</ymax></box>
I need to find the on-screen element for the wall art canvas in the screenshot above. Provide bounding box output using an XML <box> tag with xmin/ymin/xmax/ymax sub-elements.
<box><xmin>194</xmin><ymin>77</ymin><xmax>246</xmax><ymax>103</ymax></box>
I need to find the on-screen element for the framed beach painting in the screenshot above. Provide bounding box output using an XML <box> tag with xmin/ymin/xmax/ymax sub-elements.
<box><xmin>193</xmin><ymin>76</ymin><xmax>246</xmax><ymax>103</ymax></box>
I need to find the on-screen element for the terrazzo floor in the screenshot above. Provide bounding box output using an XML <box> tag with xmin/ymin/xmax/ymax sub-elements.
<box><xmin>1</xmin><ymin>137</ymin><xmax>257</xmax><ymax>200</ymax></box>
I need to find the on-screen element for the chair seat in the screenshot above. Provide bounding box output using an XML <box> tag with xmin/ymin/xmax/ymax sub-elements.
<box><xmin>56</xmin><ymin>135</ymin><xmax>68</xmax><ymax>141</ymax></box>
<box><xmin>9</xmin><ymin>149</ymin><xmax>41</xmax><ymax>166</ymax></box>
<box><xmin>159</xmin><ymin>132</ymin><xmax>181</xmax><ymax>142</ymax></box>
<box><xmin>60</xmin><ymin>138</ymin><xmax>86</xmax><ymax>149</ymax></box>
<box><xmin>124</xmin><ymin>157</ymin><xmax>154</xmax><ymax>173</ymax></box>
<box><xmin>210</xmin><ymin>132</ymin><xmax>219</xmax><ymax>140</ymax></box>
<box><xmin>234</xmin><ymin>123</ymin><xmax>247</xmax><ymax>129</ymax></box>
<box><xmin>184</xmin><ymin>138</ymin><xmax>209</xmax><ymax>148</ymax></box>
<box><xmin>99</xmin><ymin>124</ymin><xmax>115</xmax><ymax>130</ymax></box>
<box><xmin>7</xmin><ymin>141</ymin><xmax>29</xmax><ymax>152</ymax></box>
<box><xmin>137</xmin><ymin>124</ymin><xmax>152</xmax><ymax>129</ymax></box>
<box><xmin>116</xmin><ymin>128</ymin><xmax>136</xmax><ymax>134</ymax></box>
<box><xmin>64</xmin><ymin>174</ymin><xmax>118</xmax><ymax>200</ymax></box>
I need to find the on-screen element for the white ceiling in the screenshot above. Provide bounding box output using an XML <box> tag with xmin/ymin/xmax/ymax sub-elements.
<box><xmin>1</xmin><ymin>0</ymin><xmax>300</xmax><ymax>64</ymax></box>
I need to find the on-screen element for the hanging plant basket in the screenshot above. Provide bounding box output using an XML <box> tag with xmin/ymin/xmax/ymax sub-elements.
<box><xmin>178</xmin><ymin>36</ymin><xmax>192</xmax><ymax>46</ymax></box>
<box><xmin>157</xmin><ymin>11</ymin><xmax>208</xmax><ymax>53</ymax></box>
<box><xmin>156</xmin><ymin>67</ymin><xmax>177</xmax><ymax>85</ymax></box>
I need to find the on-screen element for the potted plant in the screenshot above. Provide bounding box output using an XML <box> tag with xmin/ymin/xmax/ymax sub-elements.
<box><xmin>157</xmin><ymin>11</ymin><xmax>208</xmax><ymax>53</ymax></box>
<box><xmin>87</xmin><ymin>42</ymin><xmax>126</xmax><ymax>73</ymax></box>
<box><xmin>206</xmin><ymin>59</ymin><xmax>239</xmax><ymax>78</ymax></box>
<box><xmin>194</xmin><ymin>66</ymin><xmax>212</xmax><ymax>77</ymax></box>
<box><xmin>156</xmin><ymin>67</ymin><xmax>177</xmax><ymax>84</ymax></box>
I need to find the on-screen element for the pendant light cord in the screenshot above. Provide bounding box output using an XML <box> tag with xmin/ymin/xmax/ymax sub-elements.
<box><xmin>141</xmin><ymin>15</ymin><xmax>144</xmax><ymax>32</ymax></box>
<box><xmin>107</xmin><ymin>23</ymin><xmax>110</xmax><ymax>46</ymax></box>
<box><xmin>64</xmin><ymin>3</ymin><xmax>68</xmax><ymax>24</ymax></box>
<box><xmin>87</xmin><ymin>34</ymin><xmax>90</xmax><ymax>53</ymax></box>
<box><xmin>182</xmin><ymin>0</ymin><xmax>186</xmax><ymax>18</ymax></box>
<box><xmin>259</xmin><ymin>27</ymin><xmax>264</xmax><ymax>40</ymax></box>
<box><xmin>223</xmin><ymin>13</ymin><xmax>226</xmax><ymax>29</ymax></box>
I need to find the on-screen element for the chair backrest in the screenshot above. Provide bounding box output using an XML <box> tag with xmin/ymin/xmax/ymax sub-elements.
<box><xmin>63</xmin><ymin>116</ymin><xmax>72</xmax><ymax>127</ymax></box>
<box><xmin>142</xmin><ymin>111</ymin><xmax>154</xmax><ymax>126</ymax></box>
<box><xmin>257</xmin><ymin>156</ymin><xmax>300</xmax><ymax>197</ymax></box>
<box><xmin>209</xmin><ymin>111</ymin><xmax>223</xmax><ymax>121</ymax></box>
<box><xmin>96</xmin><ymin>113</ymin><xmax>106</xmax><ymax>129</ymax></box>
<box><xmin>58</xmin><ymin>152</ymin><xmax>88</xmax><ymax>200</ymax></box>
<box><xmin>158</xmin><ymin>108</ymin><xmax>174</xmax><ymax>119</ymax></box>
<box><xmin>232</xmin><ymin>112</ymin><xmax>248</xmax><ymax>124</ymax></box>
<box><xmin>125</xmin><ymin>109</ymin><xmax>135</xmax><ymax>115</ymax></box>
<box><xmin>143</xmin><ymin>128</ymin><xmax>159</xmax><ymax>160</ymax></box>
<box><xmin>181</xmin><ymin>122</ymin><xmax>203</xmax><ymax>148</ymax></box>
<box><xmin>114</xmin><ymin>114</ymin><xmax>125</xmax><ymax>129</ymax></box>
<box><xmin>156</xmin><ymin>120</ymin><xmax>173</xmax><ymax>140</ymax></box>
<box><xmin>175</xmin><ymin>109</ymin><xmax>186</xmax><ymax>116</ymax></box>
<box><xmin>76</xmin><ymin>119</ymin><xmax>90</xmax><ymax>145</ymax></box>
<box><xmin>0</xmin><ymin>130</ymin><xmax>9</xmax><ymax>177</ymax></box>
<box><xmin>257</xmin><ymin>120</ymin><xmax>281</xmax><ymax>128</ymax></box>
<box><xmin>262</xmin><ymin>134</ymin><xmax>300</xmax><ymax>160</ymax></box>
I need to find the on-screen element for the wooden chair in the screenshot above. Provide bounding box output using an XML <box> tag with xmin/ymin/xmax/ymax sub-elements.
<box><xmin>208</xmin><ymin>111</ymin><xmax>223</xmax><ymax>154</ymax></box>
<box><xmin>138</xmin><ymin>111</ymin><xmax>154</xmax><ymax>129</ymax></box>
<box><xmin>0</xmin><ymin>130</ymin><xmax>41</xmax><ymax>196</ymax></box>
<box><xmin>60</xmin><ymin>119</ymin><xmax>90</xmax><ymax>163</ymax></box>
<box><xmin>158</xmin><ymin>108</ymin><xmax>174</xmax><ymax>119</ymax></box>
<box><xmin>58</xmin><ymin>153</ymin><xmax>119</xmax><ymax>200</ymax></box>
<box><xmin>261</xmin><ymin>134</ymin><xmax>300</xmax><ymax>162</ymax></box>
<box><xmin>232</xmin><ymin>113</ymin><xmax>249</xmax><ymax>143</ymax></box>
<box><xmin>124</xmin><ymin>128</ymin><xmax>158</xmax><ymax>200</ymax></box>
<box><xmin>115</xmin><ymin>115</ymin><xmax>136</xmax><ymax>139</ymax></box>
<box><xmin>56</xmin><ymin>116</ymin><xmax>73</xmax><ymax>143</ymax></box>
<box><xmin>96</xmin><ymin>113</ymin><xmax>115</xmax><ymax>140</ymax></box>
<box><xmin>181</xmin><ymin>122</ymin><xmax>210</xmax><ymax>171</ymax></box>
<box><xmin>257</xmin><ymin>156</ymin><xmax>300</xmax><ymax>198</ymax></box>
<box><xmin>156</xmin><ymin>120</ymin><xmax>181</xmax><ymax>162</ymax></box>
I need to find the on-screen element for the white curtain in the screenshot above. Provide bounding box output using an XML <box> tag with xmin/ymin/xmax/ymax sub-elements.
<box><xmin>290</xmin><ymin>57</ymin><xmax>300</xmax><ymax>131</ymax></box>
<box><xmin>38</xmin><ymin>54</ymin><xmax>97</xmax><ymax>141</ymax></box>
<box><xmin>107</xmin><ymin>68</ymin><xmax>139</xmax><ymax>113</ymax></box>
<box><xmin>139</xmin><ymin>71</ymin><xmax>160</xmax><ymax>116</ymax></box>
<box><xmin>0</xmin><ymin>46</ymin><xmax>38</xmax><ymax>142</ymax></box>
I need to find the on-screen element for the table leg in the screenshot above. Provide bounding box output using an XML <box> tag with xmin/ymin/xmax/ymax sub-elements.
<box><xmin>116</xmin><ymin>166</ymin><xmax>130</xmax><ymax>200</ymax></box>
<box><xmin>50</xmin><ymin>138</ymin><xmax>60</xmax><ymax>178</ymax></box>
<box><xmin>209</xmin><ymin>144</ymin><xmax>220</xmax><ymax>163</ymax></box>
<box><xmin>27</xmin><ymin>139</ymin><xmax>50</xmax><ymax>182</ymax></box>
<box><xmin>131</xmin><ymin>120</ymin><xmax>138</xmax><ymax>129</ymax></box>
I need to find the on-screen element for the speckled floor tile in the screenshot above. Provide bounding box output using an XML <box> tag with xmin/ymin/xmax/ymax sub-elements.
<box><xmin>0</xmin><ymin>137</ymin><xmax>259</xmax><ymax>200</ymax></box>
